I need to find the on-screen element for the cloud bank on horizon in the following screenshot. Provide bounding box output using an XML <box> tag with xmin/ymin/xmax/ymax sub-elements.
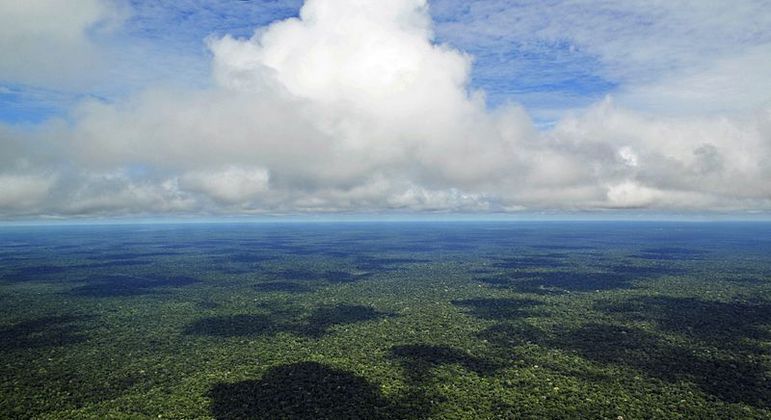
<box><xmin>1</xmin><ymin>0</ymin><xmax>770</xmax><ymax>217</ymax></box>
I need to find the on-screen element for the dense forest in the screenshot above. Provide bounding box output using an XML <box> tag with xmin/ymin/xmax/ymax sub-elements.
<box><xmin>1</xmin><ymin>223</ymin><xmax>769</xmax><ymax>418</ymax></box>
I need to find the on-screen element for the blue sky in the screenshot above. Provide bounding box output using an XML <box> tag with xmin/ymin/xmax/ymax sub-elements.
<box><xmin>0</xmin><ymin>0</ymin><xmax>770</xmax><ymax>218</ymax></box>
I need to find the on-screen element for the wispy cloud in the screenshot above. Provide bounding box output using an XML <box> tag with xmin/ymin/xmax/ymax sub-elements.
<box><xmin>431</xmin><ymin>0</ymin><xmax>771</xmax><ymax>117</ymax></box>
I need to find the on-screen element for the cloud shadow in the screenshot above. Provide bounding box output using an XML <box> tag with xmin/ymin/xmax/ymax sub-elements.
<box><xmin>208</xmin><ymin>362</ymin><xmax>391</xmax><ymax>419</ymax></box>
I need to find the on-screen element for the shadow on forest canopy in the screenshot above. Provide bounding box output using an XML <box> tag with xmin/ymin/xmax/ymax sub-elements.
<box><xmin>209</xmin><ymin>362</ymin><xmax>395</xmax><ymax>419</ymax></box>
<box><xmin>69</xmin><ymin>274</ymin><xmax>199</xmax><ymax>297</ymax></box>
<box><xmin>492</xmin><ymin>255</ymin><xmax>568</xmax><ymax>270</ymax></box>
<box><xmin>1</xmin><ymin>265</ymin><xmax>68</xmax><ymax>283</ymax></box>
<box><xmin>475</xmin><ymin>263</ymin><xmax>685</xmax><ymax>294</ymax></box>
<box><xmin>0</xmin><ymin>315</ymin><xmax>90</xmax><ymax>351</ymax></box>
<box><xmin>208</xmin><ymin>361</ymin><xmax>438</xmax><ymax>419</ymax></box>
<box><xmin>184</xmin><ymin>304</ymin><xmax>394</xmax><ymax>339</ymax></box>
<box><xmin>476</xmin><ymin>295</ymin><xmax>771</xmax><ymax>409</ymax></box>
<box><xmin>597</xmin><ymin>296</ymin><xmax>771</xmax><ymax>351</ymax></box>
<box><xmin>265</xmin><ymin>269</ymin><xmax>372</xmax><ymax>284</ymax></box>
<box><xmin>630</xmin><ymin>247</ymin><xmax>708</xmax><ymax>261</ymax></box>
<box><xmin>389</xmin><ymin>344</ymin><xmax>501</xmax><ymax>382</ymax></box>
<box><xmin>254</xmin><ymin>281</ymin><xmax>314</xmax><ymax>294</ymax></box>
<box><xmin>452</xmin><ymin>298</ymin><xmax>544</xmax><ymax>320</ymax></box>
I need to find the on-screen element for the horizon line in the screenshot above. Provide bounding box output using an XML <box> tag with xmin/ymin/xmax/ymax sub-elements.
<box><xmin>2</xmin><ymin>213</ymin><xmax>771</xmax><ymax>227</ymax></box>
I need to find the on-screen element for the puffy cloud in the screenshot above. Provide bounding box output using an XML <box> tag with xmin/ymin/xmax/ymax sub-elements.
<box><xmin>1</xmin><ymin>0</ymin><xmax>770</xmax><ymax>217</ymax></box>
<box><xmin>552</xmin><ymin>99</ymin><xmax>771</xmax><ymax>203</ymax></box>
<box><xmin>62</xmin><ymin>174</ymin><xmax>195</xmax><ymax>216</ymax></box>
<box><xmin>65</xmin><ymin>0</ymin><xmax>525</xmax><ymax>202</ymax></box>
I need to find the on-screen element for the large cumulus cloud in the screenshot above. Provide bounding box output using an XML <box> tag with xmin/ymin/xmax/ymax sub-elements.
<box><xmin>1</xmin><ymin>0</ymin><xmax>770</xmax><ymax>217</ymax></box>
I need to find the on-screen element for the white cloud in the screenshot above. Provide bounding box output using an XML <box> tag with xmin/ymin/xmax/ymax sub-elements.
<box><xmin>0</xmin><ymin>173</ymin><xmax>55</xmax><ymax>210</ymax></box>
<box><xmin>67</xmin><ymin>0</ymin><xmax>524</xmax><ymax>190</ymax></box>
<box><xmin>605</xmin><ymin>181</ymin><xmax>659</xmax><ymax>209</ymax></box>
<box><xmin>548</xmin><ymin>99</ymin><xmax>771</xmax><ymax>213</ymax></box>
<box><xmin>57</xmin><ymin>172</ymin><xmax>196</xmax><ymax>216</ymax></box>
<box><xmin>180</xmin><ymin>166</ymin><xmax>270</xmax><ymax>205</ymax></box>
<box><xmin>0</xmin><ymin>0</ymin><xmax>127</xmax><ymax>89</ymax></box>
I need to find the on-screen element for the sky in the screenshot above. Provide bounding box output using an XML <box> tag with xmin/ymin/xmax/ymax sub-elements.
<box><xmin>1</xmin><ymin>0</ymin><xmax>770</xmax><ymax>219</ymax></box>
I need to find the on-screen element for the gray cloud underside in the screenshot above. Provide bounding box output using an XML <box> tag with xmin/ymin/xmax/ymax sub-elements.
<box><xmin>1</xmin><ymin>0</ymin><xmax>770</xmax><ymax>217</ymax></box>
